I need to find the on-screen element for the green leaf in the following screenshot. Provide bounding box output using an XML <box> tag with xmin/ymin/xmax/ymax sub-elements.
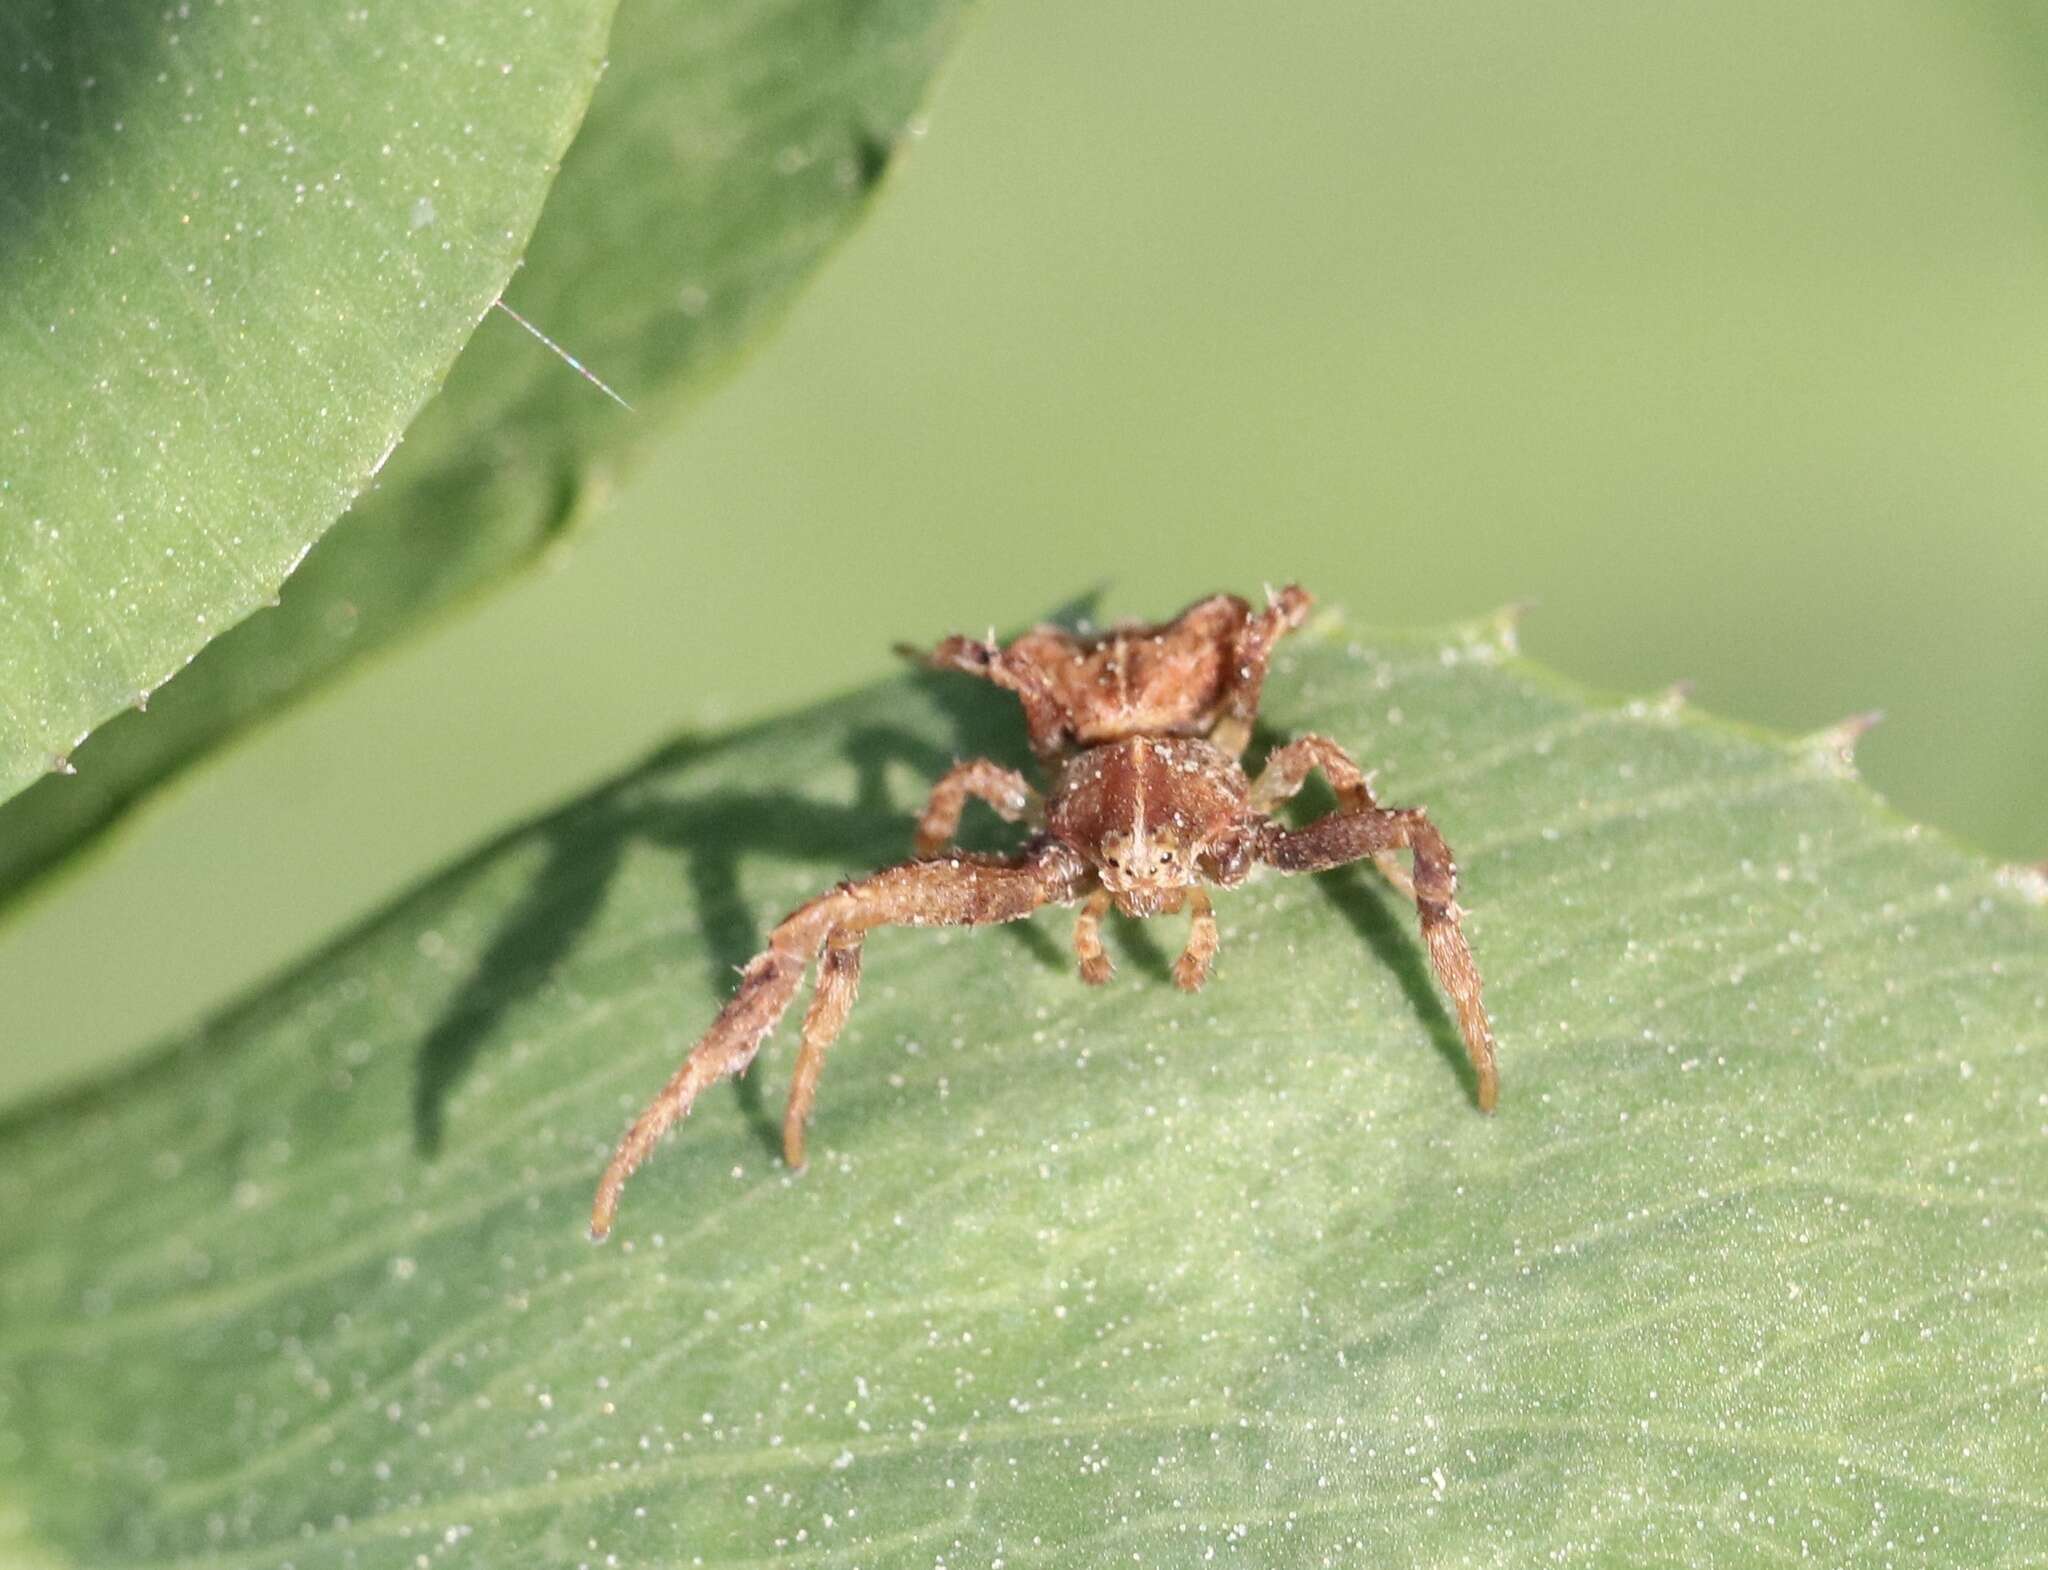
<box><xmin>0</xmin><ymin>0</ymin><xmax>617</xmax><ymax>799</ymax></box>
<box><xmin>0</xmin><ymin>0</ymin><xmax>973</xmax><ymax>911</ymax></box>
<box><xmin>3</xmin><ymin>615</ymin><xmax>2043</xmax><ymax>1566</ymax></box>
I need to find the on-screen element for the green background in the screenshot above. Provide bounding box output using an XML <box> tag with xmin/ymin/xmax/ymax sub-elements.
<box><xmin>2</xmin><ymin>0</ymin><xmax>2044</xmax><ymax>1106</ymax></box>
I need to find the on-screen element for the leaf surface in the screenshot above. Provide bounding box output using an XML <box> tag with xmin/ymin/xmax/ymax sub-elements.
<box><xmin>0</xmin><ymin>0</ymin><xmax>970</xmax><ymax>903</ymax></box>
<box><xmin>0</xmin><ymin>0</ymin><xmax>617</xmax><ymax>797</ymax></box>
<box><xmin>2</xmin><ymin>617</ymin><xmax>2043</xmax><ymax>1566</ymax></box>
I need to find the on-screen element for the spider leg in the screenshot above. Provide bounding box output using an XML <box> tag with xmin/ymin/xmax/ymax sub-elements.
<box><xmin>1172</xmin><ymin>886</ymin><xmax>1219</xmax><ymax>991</ymax></box>
<box><xmin>1209</xmin><ymin>584</ymin><xmax>1312</xmax><ymax>757</ymax></box>
<box><xmin>782</xmin><ymin>930</ymin><xmax>861</xmax><ymax>1170</ymax></box>
<box><xmin>1257</xmin><ymin>792</ymin><xmax>1498</xmax><ymax>1113</ymax></box>
<box><xmin>916</xmin><ymin>635</ymin><xmax>1071</xmax><ymax>764</ymax></box>
<box><xmin>591</xmin><ymin>840</ymin><xmax>1088</xmax><ymax>1239</ymax></box>
<box><xmin>914</xmin><ymin>758</ymin><xmax>1042</xmax><ymax>857</ymax></box>
<box><xmin>1074</xmin><ymin>887</ymin><xmax>1114</xmax><ymax>984</ymax></box>
<box><xmin>1251</xmin><ymin>734</ymin><xmax>1414</xmax><ymax>899</ymax></box>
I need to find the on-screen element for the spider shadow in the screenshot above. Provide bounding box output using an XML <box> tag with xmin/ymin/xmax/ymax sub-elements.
<box><xmin>1252</xmin><ymin>735</ymin><xmax>1481</xmax><ymax>1108</ymax></box>
<box><xmin>1313</xmin><ymin>864</ymin><xmax>1479</xmax><ymax>1104</ymax></box>
<box><xmin>412</xmin><ymin>662</ymin><xmax>1080</xmax><ymax>1165</ymax></box>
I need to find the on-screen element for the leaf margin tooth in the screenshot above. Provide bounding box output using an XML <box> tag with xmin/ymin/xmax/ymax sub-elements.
<box><xmin>1642</xmin><ymin>679</ymin><xmax>1694</xmax><ymax>722</ymax></box>
<box><xmin>1801</xmin><ymin>709</ymin><xmax>1885</xmax><ymax>778</ymax></box>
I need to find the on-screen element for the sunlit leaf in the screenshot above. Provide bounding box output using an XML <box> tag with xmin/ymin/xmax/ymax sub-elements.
<box><xmin>2</xmin><ymin>616</ymin><xmax>2042</xmax><ymax>1565</ymax></box>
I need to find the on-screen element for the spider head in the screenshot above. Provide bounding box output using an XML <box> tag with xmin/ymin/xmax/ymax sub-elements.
<box><xmin>1048</xmin><ymin>736</ymin><xmax>1254</xmax><ymax>915</ymax></box>
<box><xmin>1096</xmin><ymin>826</ymin><xmax>1194</xmax><ymax>916</ymax></box>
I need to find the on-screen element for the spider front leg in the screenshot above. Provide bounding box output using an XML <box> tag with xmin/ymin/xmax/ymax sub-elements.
<box><xmin>1252</xmin><ymin>734</ymin><xmax>1415</xmax><ymax>899</ymax></box>
<box><xmin>914</xmin><ymin>758</ymin><xmax>1041</xmax><ymax>857</ymax></box>
<box><xmin>1257</xmin><ymin>794</ymin><xmax>1499</xmax><ymax>1112</ymax></box>
<box><xmin>591</xmin><ymin>841</ymin><xmax>1088</xmax><ymax>1239</ymax></box>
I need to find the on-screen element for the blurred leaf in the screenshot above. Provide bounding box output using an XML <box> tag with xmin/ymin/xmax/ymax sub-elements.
<box><xmin>2</xmin><ymin>617</ymin><xmax>2043</xmax><ymax>1565</ymax></box>
<box><xmin>0</xmin><ymin>0</ymin><xmax>973</xmax><ymax>912</ymax></box>
<box><xmin>0</xmin><ymin>0</ymin><xmax>617</xmax><ymax>799</ymax></box>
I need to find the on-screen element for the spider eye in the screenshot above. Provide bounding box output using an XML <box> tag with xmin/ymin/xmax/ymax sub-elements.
<box><xmin>1158</xmin><ymin>850</ymin><xmax>1174</xmax><ymax>863</ymax></box>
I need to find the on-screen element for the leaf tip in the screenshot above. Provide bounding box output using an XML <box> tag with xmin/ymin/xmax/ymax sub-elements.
<box><xmin>1805</xmin><ymin>709</ymin><xmax>1884</xmax><ymax>776</ymax></box>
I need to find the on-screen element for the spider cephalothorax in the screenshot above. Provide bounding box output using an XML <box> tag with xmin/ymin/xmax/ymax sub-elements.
<box><xmin>590</xmin><ymin>586</ymin><xmax>1498</xmax><ymax>1239</ymax></box>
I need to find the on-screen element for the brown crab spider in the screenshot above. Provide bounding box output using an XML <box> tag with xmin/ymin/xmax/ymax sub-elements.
<box><xmin>590</xmin><ymin>585</ymin><xmax>1497</xmax><ymax>1239</ymax></box>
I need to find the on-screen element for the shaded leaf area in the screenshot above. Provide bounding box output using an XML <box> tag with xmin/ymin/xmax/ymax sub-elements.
<box><xmin>0</xmin><ymin>0</ymin><xmax>972</xmax><ymax>910</ymax></box>
<box><xmin>1</xmin><ymin>622</ymin><xmax>2043</xmax><ymax>1567</ymax></box>
<box><xmin>0</xmin><ymin>0</ymin><xmax>616</xmax><ymax>798</ymax></box>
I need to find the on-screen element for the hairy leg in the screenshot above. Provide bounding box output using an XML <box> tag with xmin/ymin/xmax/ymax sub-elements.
<box><xmin>1258</xmin><ymin>804</ymin><xmax>1498</xmax><ymax>1112</ymax></box>
<box><xmin>1251</xmin><ymin>734</ymin><xmax>1414</xmax><ymax>899</ymax></box>
<box><xmin>1074</xmin><ymin>887</ymin><xmax>1114</xmax><ymax>984</ymax></box>
<box><xmin>914</xmin><ymin>759</ymin><xmax>1042</xmax><ymax>857</ymax></box>
<box><xmin>1209</xmin><ymin>584</ymin><xmax>1312</xmax><ymax>757</ymax></box>
<box><xmin>782</xmin><ymin>931</ymin><xmax>862</xmax><ymax>1170</ymax></box>
<box><xmin>1173</xmin><ymin>886</ymin><xmax>1219</xmax><ymax>991</ymax></box>
<box><xmin>591</xmin><ymin>842</ymin><xmax>1088</xmax><ymax>1238</ymax></box>
<box><xmin>1250</xmin><ymin>733</ymin><xmax>1372</xmax><ymax>813</ymax></box>
<box><xmin>915</xmin><ymin>635</ymin><xmax>1071</xmax><ymax>764</ymax></box>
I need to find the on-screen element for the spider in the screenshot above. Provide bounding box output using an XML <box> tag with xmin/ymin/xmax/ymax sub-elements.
<box><xmin>590</xmin><ymin>586</ymin><xmax>1498</xmax><ymax>1239</ymax></box>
